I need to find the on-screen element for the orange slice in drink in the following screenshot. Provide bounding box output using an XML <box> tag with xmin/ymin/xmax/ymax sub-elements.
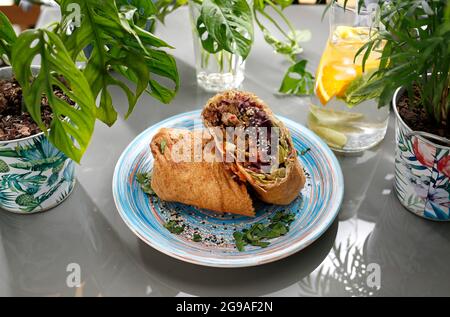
<box><xmin>316</xmin><ymin>62</ymin><xmax>359</xmax><ymax>105</ymax></box>
<box><xmin>315</xmin><ymin>26</ymin><xmax>380</xmax><ymax>105</ymax></box>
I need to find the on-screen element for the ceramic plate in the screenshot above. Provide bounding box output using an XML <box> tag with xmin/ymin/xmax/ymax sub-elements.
<box><xmin>113</xmin><ymin>110</ymin><xmax>343</xmax><ymax>267</ymax></box>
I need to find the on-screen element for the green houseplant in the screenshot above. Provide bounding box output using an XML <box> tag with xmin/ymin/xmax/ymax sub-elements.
<box><xmin>154</xmin><ymin>0</ymin><xmax>314</xmax><ymax>93</ymax></box>
<box><xmin>339</xmin><ymin>0</ymin><xmax>450</xmax><ymax>220</ymax></box>
<box><xmin>0</xmin><ymin>0</ymin><xmax>179</xmax><ymax>213</ymax></box>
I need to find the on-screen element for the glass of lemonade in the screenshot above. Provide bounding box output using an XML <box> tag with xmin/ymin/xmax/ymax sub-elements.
<box><xmin>308</xmin><ymin>1</ymin><xmax>389</xmax><ymax>153</ymax></box>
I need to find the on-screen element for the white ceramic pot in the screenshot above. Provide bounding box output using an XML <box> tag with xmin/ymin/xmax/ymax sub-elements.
<box><xmin>0</xmin><ymin>66</ymin><xmax>75</xmax><ymax>214</ymax></box>
<box><xmin>393</xmin><ymin>87</ymin><xmax>450</xmax><ymax>221</ymax></box>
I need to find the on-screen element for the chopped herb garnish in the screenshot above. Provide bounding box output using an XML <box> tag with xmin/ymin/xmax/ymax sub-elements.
<box><xmin>233</xmin><ymin>231</ymin><xmax>247</xmax><ymax>252</ymax></box>
<box><xmin>233</xmin><ymin>211</ymin><xmax>296</xmax><ymax>252</ymax></box>
<box><xmin>192</xmin><ymin>233</ymin><xmax>202</xmax><ymax>242</ymax></box>
<box><xmin>164</xmin><ymin>220</ymin><xmax>185</xmax><ymax>234</ymax></box>
<box><xmin>271</xmin><ymin>211</ymin><xmax>296</xmax><ymax>224</ymax></box>
<box><xmin>300</xmin><ymin>148</ymin><xmax>311</xmax><ymax>156</ymax></box>
<box><xmin>136</xmin><ymin>172</ymin><xmax>156</xmax><ymax>196</ymax></box>
<box><xmin>160</xmin><ymin>139</ymin><xmax>167</xmax><ymax>154</ymax></box>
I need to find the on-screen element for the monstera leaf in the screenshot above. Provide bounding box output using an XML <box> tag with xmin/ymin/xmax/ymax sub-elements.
<box><xmin>154</xmin><ymin>0</ymin><xmax>188</xmax><ymax>24</ymax></box>
<box><xmin>199</xmin><ymin>0</ymin><xmax>254</xmax><ymax>59</ymax></box>
<box><xmin>115</xmin><ymin>0</ymin><xmax>157</xmax><ymax>27</ymax></box>
<box><xmin>0</xmin><ymin>12</ymin><xmax>17</xmax><ymax>62</ymax></box>
<box><xmin>11</xmin><ymin>29</ymin><xmax>96</xmax><ymax>163</ymax></box>
<box><xmin>57</xmin><ymin>0</ymin><xmax>179</xmax><ymax>126</ymax></box>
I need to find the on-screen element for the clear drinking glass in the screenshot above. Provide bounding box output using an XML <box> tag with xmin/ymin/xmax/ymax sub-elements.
<box><xmin>188</xmin><ymin>0</ymin><xmax>245</xmax><ymax>92</ymax></box>
<box><xmin>308</xmin><ymin>2</ymin><xmax>389</xmax><ymax>153</ymax></box>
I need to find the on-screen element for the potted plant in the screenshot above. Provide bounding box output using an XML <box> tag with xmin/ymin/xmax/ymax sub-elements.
<box><xmin>0</xmin><ymin>0</ymin><xmax>179</xmax><ymax>213</ymax></box>
<box><xmin>154</xmin><ymin>0</ymin><xmax>315</xmax><ymax>93</ymax></box>
<box><xmin>338</xmin><ymin>0</ymin><xmax>449</xmax><ymax>220</ymax></box>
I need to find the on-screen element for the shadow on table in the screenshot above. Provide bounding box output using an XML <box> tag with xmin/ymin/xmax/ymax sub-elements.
<box><xmin>365</xmin><ymin>191</ymin><xmax>450</xmax><ymax>296</ymax></box>
<box><xmin>135</xmin><ymin>218</ymin><xmax>338</xmax><ymax>297</ymax></box>
<box><xmin>0</xmin><ymin>184</ymin><xmax>177</xmax><ymax>297</ymax></box>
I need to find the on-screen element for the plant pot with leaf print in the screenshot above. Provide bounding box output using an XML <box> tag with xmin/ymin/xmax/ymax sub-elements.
<box><xmin>344</xmin><ymin>0</ymin><xmax>449</xmax><ymax>221</ymax></box>
<box><xmin>0</xmin><ymin>66</ymin><xmax>76</xmax><ymax>214</ymax></box>
<box><xmin>0</xmin><ymin>1</ymin><xmax>179</xmax><ymax>213</ymax></box>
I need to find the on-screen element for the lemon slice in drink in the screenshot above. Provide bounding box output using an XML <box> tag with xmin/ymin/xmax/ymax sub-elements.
<box><xmin>310</xmin><ymin>104</ymin><xmax>364</xmax><ymax>124</ymax></box>
<box><xmin>334</xmin><ymin>26</ymin><xmax>371</xmax><ymax>41</ymax></box>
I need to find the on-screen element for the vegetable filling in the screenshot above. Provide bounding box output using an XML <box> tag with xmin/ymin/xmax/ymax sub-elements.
<box><xmin>205</xmin><ymin>93</ymin><xmax>291</xmax><ymax>182</ymax></box>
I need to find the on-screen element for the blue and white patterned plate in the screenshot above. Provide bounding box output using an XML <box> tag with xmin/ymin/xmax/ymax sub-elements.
<box><xmin>112</xmin><ymin>110</ymin><xmax>343</xmax><ymax>267</ymax></box>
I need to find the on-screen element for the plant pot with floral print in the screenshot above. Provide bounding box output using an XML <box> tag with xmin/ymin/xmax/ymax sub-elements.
<box><xmin>0</xmin><ymin>67</ymin><xmax>76</xmax><ymax>214</ymax></box>
<box><xmin>336</xmin><ymin>1</ymin><xmax>450</xmax><ymax>221</ymax></box>
<box><xmin>393</xmin><ymin>88</ymin><xmax>450</xmax><ymax>221</ymax></box>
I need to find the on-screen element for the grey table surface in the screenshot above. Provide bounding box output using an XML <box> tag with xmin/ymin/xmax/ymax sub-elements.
<box><xmin>1</xmin><ymin>5</ymin><xmax>449</xmax><ymax>297</ymax></box>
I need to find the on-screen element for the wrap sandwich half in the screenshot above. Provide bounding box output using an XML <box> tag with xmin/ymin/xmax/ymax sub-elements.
<box><xmin>202</xmin><ymin>90</ymin><xmax>306</xmax><ymax>205</ymax></box>
<box><xmin>150</xmin><ymin>128</ymin><xmax>255</xmax><ymax>216</ymax></box>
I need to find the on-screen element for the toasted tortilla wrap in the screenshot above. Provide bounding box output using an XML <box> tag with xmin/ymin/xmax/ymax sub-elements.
<box><xmin>150</xmin><ymin>128</ymin><xmax>255</xmax><ymax>216</ymax></box>
<box><xmin>202</xmin><ymin>90</ymin><xmax>306</xmax><ymax>205</ymax></box>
